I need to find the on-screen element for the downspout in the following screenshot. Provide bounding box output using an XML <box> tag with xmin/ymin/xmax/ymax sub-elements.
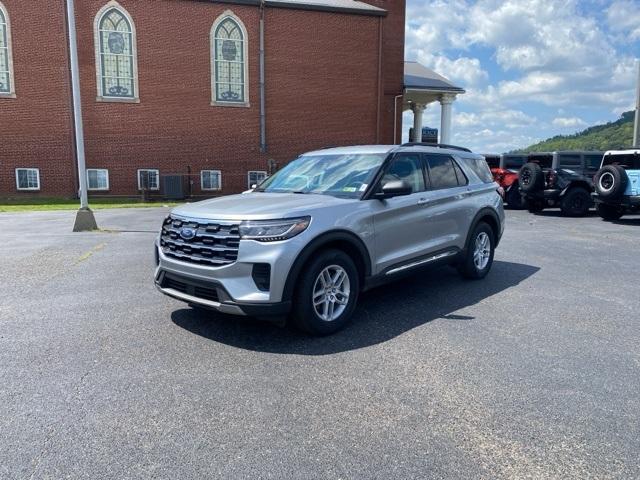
<box><xmin>259</xmin><ymin>0</ymin><xmax>267</xmax><ymax>153</ymax></box>
<box><xmin>375</xmin><ymin>16</ymin><xmax>382</xmax><ymax>144</ymax></box>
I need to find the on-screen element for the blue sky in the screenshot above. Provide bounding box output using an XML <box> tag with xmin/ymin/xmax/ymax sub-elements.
<box><xmin>402</xmin><ymin>0</ymin><xmax>640</xmax><ymax>152</ymax></box>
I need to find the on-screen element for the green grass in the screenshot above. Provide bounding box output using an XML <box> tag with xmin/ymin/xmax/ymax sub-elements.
<box><xmin>0</xmin><ymin>197</ymin><xmax>182</xmax><ymax>212</ymax></box>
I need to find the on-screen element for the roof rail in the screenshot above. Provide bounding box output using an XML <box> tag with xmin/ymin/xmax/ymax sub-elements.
<box><xmin>401</xmin><ymin>142</ymin><xmax>472</xmax><ymax>153</ymax></box>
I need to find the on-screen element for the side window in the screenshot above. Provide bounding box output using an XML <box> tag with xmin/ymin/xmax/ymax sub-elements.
<box><xmin>211</xmin><ymin>13</ymin><xmax>248</xmax><ymax>105</ymax></box>
<box><xmin>0</xmin><ymin>2</ymin><xmax>15</xmax><ymax>97</ymax></box>
<box><xmin>382</xmin><ymin>154</ymin><xmax>425</xmax><ymax>193</ymax></box>
<box><xmin>425</xmin><ymin>155</ymin><xmax>462</xmax><ymax>190</ymax></box>
<box><xmin>585</xmin><ymin>154</ymin><xmax>603</xmax><ymax>169</ymax></box>
<box><xmin>95</xmin><ymin>3</ymin><xmax>138</xmax><ymax>101</ymax></box>
<box><xmin>452</xmin><ymin>158</ymin><xmax>468</xmax><ymax>185</ymax></box>
<box><xmin>558</xmin><ymin>154</ymin><xmax>581</xmax><ymax>168</ymax></box>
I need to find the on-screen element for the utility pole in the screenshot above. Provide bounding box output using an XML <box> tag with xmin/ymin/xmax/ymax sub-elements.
<box><xmin>634</xmin><ymin>60</ymin><xmax>640</xmax><ymax>147</ymax></box>
<box><xmin>66</xmin><ymin>0</ymin><xmax>97</xmax><ymax>232</ymax></box>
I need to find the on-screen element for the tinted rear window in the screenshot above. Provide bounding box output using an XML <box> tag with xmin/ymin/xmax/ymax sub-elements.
<box><xmin>528</xmin><ymin>154</ymin><xmax>553</xmax><ymax>169</ymax></box>
<box><xmin>502</xmin><ymin>156</ymin><xmax>526</xmax><ymax>169</ymax></box>
<box><xmin>484</xmin><ymin>155</ymin><xmax>500</xmax><ymax>169</ymax></box>
<box><xmin>465</xmin><ymin>157</ymin><xmax>494</xmax><ymax>183</ymax></box>
<box><xmin>602</xmin><ymin>153</ymin><xmax>640</xmax><ymax>170</ymax></box>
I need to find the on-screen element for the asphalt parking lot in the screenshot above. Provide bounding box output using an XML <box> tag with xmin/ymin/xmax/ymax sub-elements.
<box><xmin>1</xmin><ymin>207</ymin><xmax>639</xmax><ymax>479</ymax></box>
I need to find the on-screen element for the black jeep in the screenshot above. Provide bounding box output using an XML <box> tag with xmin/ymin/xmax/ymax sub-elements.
<box><xmin>518</xmin><ymin>151</ymin><xmax>604</xmax><ymax>216</ymax></box>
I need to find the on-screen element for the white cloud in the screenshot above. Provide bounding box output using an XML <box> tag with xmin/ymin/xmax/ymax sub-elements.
<box><xmin>552</xmin><ymin>117</ymin><xmax>588</xmax><ymax>128</ymax></box>
<box><xmin>402</xmin><ymin>0</ymin><xmax>639</xmax><ymax>152</ymax></box>
<box><xmin>607</xmin><ymin>0</ymin><xmax>640</xmax><ymax>41</ymax></box>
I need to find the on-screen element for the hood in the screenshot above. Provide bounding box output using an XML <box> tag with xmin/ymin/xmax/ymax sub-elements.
<box><xmin>171</xmin><ymin>192</ymin><xmax>358</xmax><ymax>221</ymax></box>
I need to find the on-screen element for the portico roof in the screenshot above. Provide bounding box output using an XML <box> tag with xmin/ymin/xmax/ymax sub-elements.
<box><xmin>404</xmin><ymin>61</ymin><xmax>465</xmax><ymax>93</ymax></box>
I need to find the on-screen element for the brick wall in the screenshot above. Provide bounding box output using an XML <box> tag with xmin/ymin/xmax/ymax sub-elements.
<box><xmin>0</xmin><ymin>0</ymin><xmax>405</xmax><ymax>198</ymax></box>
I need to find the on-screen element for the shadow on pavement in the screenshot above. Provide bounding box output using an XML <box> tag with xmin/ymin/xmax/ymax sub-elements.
<box><xmin>171</xmin><ymin>260</ymin><xmax>540</xmax><ymax>355</ymax></box>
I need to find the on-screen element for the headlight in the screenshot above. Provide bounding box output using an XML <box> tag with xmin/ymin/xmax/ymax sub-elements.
<box><xmin>239</xmin><ymin>217</ymin><xmax>311</xmax><ymax>242</ymax></box>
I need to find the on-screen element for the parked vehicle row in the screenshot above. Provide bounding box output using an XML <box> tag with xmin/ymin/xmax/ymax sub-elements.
<box><xmin>484</xmin><ymin>149</ymin><xmax>639</xmax><ymax>220</ymax></box>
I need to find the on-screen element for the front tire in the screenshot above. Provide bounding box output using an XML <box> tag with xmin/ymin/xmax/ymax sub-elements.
<box><xmin>291</xmin><ymin>249</ymin><xmax>360</xmax><ymax>335</ymax></box>
<box><xmin>560</xmin><ymin>187</ymin><xmax>592</xmax><ymax>217</ymax></box>
<box><xmin>597</xmin><ymin>203</ymin><xmax>624</xmax><ymax>221</ymax></box>
<box><xmin>458</xmin><ymin>222</ymin><xmax>495</xmax><ymax>280</ymax></box>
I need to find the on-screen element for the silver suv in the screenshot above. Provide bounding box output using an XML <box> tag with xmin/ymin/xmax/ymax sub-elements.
<box><xmin>155</xmin><ymin>144</ymin><xmax>505</xmax><ymax>335</ymax></box>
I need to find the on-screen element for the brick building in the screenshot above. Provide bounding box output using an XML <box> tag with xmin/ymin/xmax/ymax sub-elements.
<box><xmin>0</xmin><ymin>0</ymin><xmax>405</xmax><ymax>198</ymax></box>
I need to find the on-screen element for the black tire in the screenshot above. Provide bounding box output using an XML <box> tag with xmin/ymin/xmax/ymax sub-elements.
<box><xmin>597</xmin><ymin>203</ymin><xmax>624</xmax><ymax>221</ymax></box>
<box><xmin>506</xmin><ymin>184</ymin><xmax>524</xmax><ymax>209</ymax></box>
<box><xmin>560</xmin><ymin>187</ymin><xmax>592</xmax><ymax>217</ymax></box>
<box><xmin>526</xmin><ymin>199</ymin><xmax>545</xmax><ymax>213</ymax></box>
<box><xmin>519</xmin><ymin>162</ymin><xmax>544</xmax><ymax>193</ymax></box>
<box><xmin>594</xmin><ymin>165</ymin><xmax>627</xmax><ymax>199</ymax></box>
<box><xmin>458</xmin><ymin>222</ymin><xmax>495</xmax><ymax>280</ymax></box>
<box><xmin>291</xmin><ymin>249</ymin><xmax>360</xmax><ymax>335</ymax></box>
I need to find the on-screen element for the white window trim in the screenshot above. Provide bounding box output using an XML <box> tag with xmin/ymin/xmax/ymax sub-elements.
<box><xmin>210</xmin><ymin>10</ymin><xmax>249</xmax><ymax>108</ymax></box>
<box><xmin>15</xmin><ymin>168</ymin><xmax>40</xmax><ymax>191</ymax></box>
<box><xmin>86</xmin><ymin>168</ymin><xmax>110</xmax><ymax>191</ymax></box>
<box><xmin>248</xmin><ymin>170</ymin><xmax>267</xmax><ymax>189</ymax></box>
<box><xmin>201</xmin><ymin>170</ymin><xmax>222</xmax><ymax>191</ymax></box>
<box><xmin>93</xmin><ymin>1</ymin><xmax>140</xmax><ymax>103</ymax></box>
<box><xmin>0</xmin><ymin>1</ymin><xmax>16</xmax><ymax>98</ymax></box>
<box><xmin>137</xmin><ymin>169</ymin><xmax>160</xmax><ymax>191</ymax></box>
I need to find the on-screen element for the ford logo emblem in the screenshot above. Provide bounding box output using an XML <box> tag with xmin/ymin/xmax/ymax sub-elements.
<box><xmin>180</xmin><ymin>227</ymin><xmax>196</xmax><ymax>240</ymax></box>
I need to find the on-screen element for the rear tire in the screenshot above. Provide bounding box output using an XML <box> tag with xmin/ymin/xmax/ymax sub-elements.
<box><xmin>458</xmin><ymin>222</ymin><xmax>495</xmax><ymax>280</ymax></box>
<box><xmin>519</xmin><ymin>163</ymin><xmax>544</xmax><ymax>193</ymax></box>
<box><xmin>597</xmin><ymin>203</ymin><xmax>624</xmax><ymax>221</ymax></box>
<box><xmin>595</xmin><ymin>165</ymin><xmax>627</xmax><ymax>199</ymax></box>
<box><xmin>291</xmin><ymin>249</ymin><xmax>360</xmax><ymax>335</ymax></box>
<box><xmin>560</xmin><ymin>187</ymin><xmax>592</xmax><ymax>217</ymax></box>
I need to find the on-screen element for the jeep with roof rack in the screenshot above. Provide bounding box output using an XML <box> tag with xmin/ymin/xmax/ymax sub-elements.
<box><xmin>518</xmin><ymin>151</ymin><xmax>604</xmax><ymax>216</ymax></box>
<box><xmin>155</xmin><ymin>143</ymin><xmax>504</xmax><ymax>335</ymax></box>
<box><xmin>484</xmin><ymin>153</ymin><xmax>527</xmax><ymax>209</ymax></box>
<box><xmin>592</xmin><ymin>149</ymin><xmax>640</xmax><ymax>220</ymax></box>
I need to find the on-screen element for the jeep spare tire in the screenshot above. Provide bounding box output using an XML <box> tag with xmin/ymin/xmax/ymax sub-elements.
<box><xmin>595</xmin><ymin>165</ymin><xmax>627</xmax><ymax>199</ymax></box>
<box><xmin>519</xmin><ymin>162</ymin><xmax>544</xmax><ymax>193</ymax></box>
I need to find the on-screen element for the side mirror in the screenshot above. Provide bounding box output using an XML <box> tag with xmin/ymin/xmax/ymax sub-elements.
<box><xmin>374</xmin><ymin>179</ymin><xmax>412</xmax><ymax>199</ymax></box>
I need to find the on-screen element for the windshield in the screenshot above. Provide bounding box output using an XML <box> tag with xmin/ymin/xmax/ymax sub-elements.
<box><xmin>256</xmin><ymin>153</ymin><xmax>387</xmax><ymax>198</ymax></box>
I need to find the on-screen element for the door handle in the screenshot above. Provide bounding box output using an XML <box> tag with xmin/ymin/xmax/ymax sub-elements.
<box><xmin>418</xmin><ymin>198</ymin><xmax>429</xmax><ymax>205</ymax></box>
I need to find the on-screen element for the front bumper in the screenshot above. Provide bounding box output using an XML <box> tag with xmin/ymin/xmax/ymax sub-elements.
<box><xmin>155</xmin><ymin>230</ymin><xmax>309</xmax><ymax>317</ymax></box>
<box><xmin>592</xmin><ymin>193</ymin><xmax>640</xmax><ymax>207</ymax></box>
<box><xmin>155</xmin><ymin>270</ymin><xmax>291</xmax><ymax>317</ymax></box>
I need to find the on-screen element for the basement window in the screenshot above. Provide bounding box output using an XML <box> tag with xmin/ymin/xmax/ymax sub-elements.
<box><xmin>87</xmin><ymin>169</ymin><xmax>109</xmax><ymax>190</ymax></box>
<box><xmin>138</xmin><ymin>169</ymin><xmax>159</xmax><ymax>191</ymax></box>
<box><xmin>16</xmin><ymin>168</ymin><xmax>40</xmax><ymax>191</ymax></box>
<box><xmin>201</xmin><ymin>170</ymin><xmax>222</xmax><ymax>191</ymax></box>
<box><xmin>248</xmin><ymin>171</ymin><xmax>267</xmax><ymax>189</ymax></box>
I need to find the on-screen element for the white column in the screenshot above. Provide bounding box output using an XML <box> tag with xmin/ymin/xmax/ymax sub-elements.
<box><xmin>411</xmin><ymin>103</ymin><xmax>425</xmax><ymax>142</ymax></box>
<box><xmin>439</xmin><ymin>94</ymin><xmax>456</xmax><ymax>144</ymax></box>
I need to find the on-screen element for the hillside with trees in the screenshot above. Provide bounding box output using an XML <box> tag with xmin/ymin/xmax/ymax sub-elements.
<box><xmin>516</xmin><ymin>110</ymin><xmax>636</xmax><ymax>152</ymax></box>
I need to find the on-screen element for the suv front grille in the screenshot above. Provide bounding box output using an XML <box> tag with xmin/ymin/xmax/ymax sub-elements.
<box><xmin>160</xmin><ymin>216</ymin><xmax>240</xmax><ymax>267</ymax></box>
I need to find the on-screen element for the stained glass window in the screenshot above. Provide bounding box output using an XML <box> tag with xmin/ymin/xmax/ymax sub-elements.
<box><xmin>97</xmin><ymin>6</ymin><xmax>136</xmax><ymax>99</ymax></box>
<box><xmin>212</xmin><ymin>16</ymin><xmax>246</xmax><ymax>103</ymax></box>
<box><xmin>0</xmin><ymin>3</ymin><xmax>13</xmax><ymax>95</ymax></box>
